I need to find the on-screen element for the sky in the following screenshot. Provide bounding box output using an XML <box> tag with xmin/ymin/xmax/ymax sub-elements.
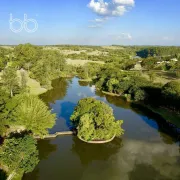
<box><xmin>0</xmin><ymin>0</ymin><xmax>180</xmax><ymax>45</ymax></box>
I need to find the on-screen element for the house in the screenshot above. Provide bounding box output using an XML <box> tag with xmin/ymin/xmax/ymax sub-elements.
<box><xmin>171</xmin><ymin>58</ymin><xmax>178</xmax><ymax>62</ymax></box>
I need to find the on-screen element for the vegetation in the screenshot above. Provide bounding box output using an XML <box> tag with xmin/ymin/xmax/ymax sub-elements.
<box><xmin>71</xmin><ymin>98</ymin><xmax>124</xmax><ymax>141</ymax></box>
<box><xmin>1</xmin><ymin>67</ymin><xmax>19</xmax><ymax>97</ymax></box>
<box><xmin>0</xmin><ymin>43</ymin><xmax>180</xmax><ymax>179</ymax></box>
<box><xmin>162</xmin><ymin>81</ymin><xmax>180</xmax><ymax>112</ymax></box>
<box><xmin>1</xmin><ymin>94</ymin><xmax>56</xmax><ymax>137</ymax></box>
<box><xmin>0</xmin><ymin>135</ymin><xmax>39</xmax><ymax>179</ymax></box>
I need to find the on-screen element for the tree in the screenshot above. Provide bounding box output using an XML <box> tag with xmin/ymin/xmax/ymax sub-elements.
<box><xmin>0</xmin><ymin>88</ymin><xmax>10</xmax><ymax>135</ymax></box>
<box><xmin>162</xmin><ymin>81</ymin><xmax>180</xmax><ymax>111</ymax></box>
<box><xmin>106</xmin><ymin>78</ymin><xmax>119</xmax><ymax>93</ymax></box>
<box><xmin>14</xmin><ymin>43</ymin><xmax>42</xmax><ymax>70</ymax></box>
<box><xmin>20</xmin><ymin>70</ymin><xmax>28</xmax><ymax>90</ymax></box>
<box><xmin>1</xmin><ymin>67</ymin><xmax>19</xmax><ymax>97</ymax></box>
<box><xmin>2</xmin><ymin>94</ymin><xmax>56</xmax><ymax>137</ymax></box>
<box><xmin>31</xmin><ymin>50</ymin><xmax>66</xmax><ymax>88</ymax></box>
<box><xmin>71</xmin><ymin>98</ymin><xmax>124</xmax><ymax>141</ymax></box>
<box><xmin>162</xmin><ymin>81</ymin><xmax>180</xmax><ymax>98</ymax></box>
<box><xmin>0</xmin><ymin>135</ymin><xmax>39</xmax><ymax>178</ymax></box>
<box><xmin>134</xmin><ymin>89</ymin><xmax>146</xmax><ymax>101</ymax></box>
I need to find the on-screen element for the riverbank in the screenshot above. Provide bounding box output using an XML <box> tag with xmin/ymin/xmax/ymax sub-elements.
<box><xmin>102</xmin><ymin>91</ymin><xmax>120</xmax><ymax>97</ymax></box>
<box><xmin>100</xmin><ymin>89</ymin><xmax>180</xmax><ymax>128</ymax></box>
<box><xmin>78</xmin><ymin>78</ymin><xmax>92</xmax><ymax>82</ymax></box>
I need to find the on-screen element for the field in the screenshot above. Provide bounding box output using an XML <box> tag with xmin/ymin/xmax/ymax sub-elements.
<box><xmin>66</xmin><ymin>59</ymin><xmax>105</xmax><ymax>66</ymax></box>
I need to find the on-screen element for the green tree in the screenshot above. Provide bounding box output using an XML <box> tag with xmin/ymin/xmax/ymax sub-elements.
<box><xmin>20</xmin><ymin>70</ymin><xmax>28</xmax><ymax>90</ymax></box>
<box><xmin>106</xmin><ymin>78</ymin><xmax>119</xmax><ymax>93</ymax></box>
<box><xmin>71</xmin><ymin>98</ymin><xmax>124</xmax><ymax>141</ymax></box>
<box><xmin>162</xmin><ymin>81</ymin><xmax>180</xmax><ymax>98</ymax></box>
<box><xmin>0</xmin><ymin>88</ymin><xmax>10</xmax><ymax>135</ymax></box>
<box><xmin>14</xmin><ymin>43</ymin><xmax>42</xmax><ymax>70</ymax></box>
<box><xmin>31</xmin><ymin>50</ymin><xmax>66</xmax><ymax>88</ymax></box>
<box><xmin>134</xmin><ymin>89</ymin><xmax>146</xmax><ymax>101</ymax></box>
<box><xmin>2</xmin><ymin>94</ymin><xmax>56</xmax><ymax>137</ymax></box>
<box><xmin>0</xmin><ymin>135</ymin><xmax>39</xmax><ymax>178</ymax></box>
<box><xmin>1</xmin><ymin>67</ymin><xmax>19</xmax><ymax>97</ymax></box>
<box><xmin>162</xmin><ymin>81</ymin><xmax>180</xmax><ymax>111</ymax></box>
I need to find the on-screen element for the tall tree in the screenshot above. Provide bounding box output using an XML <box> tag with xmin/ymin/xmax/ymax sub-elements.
<box><xmin>1</xmin><ymin>67</ymin><xmax>19</xmax><ymax>97</ymax></box>
<box><xmin>2</xmin><ymin>94</ymin><xmax>56</xmax><ymax>137</ymax></box>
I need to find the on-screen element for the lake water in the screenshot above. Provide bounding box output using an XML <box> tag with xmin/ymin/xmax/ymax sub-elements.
<box><xmin>23</xmin><ymin>77</ymin><xmax>180</xmax><ymax>180</ymax></box>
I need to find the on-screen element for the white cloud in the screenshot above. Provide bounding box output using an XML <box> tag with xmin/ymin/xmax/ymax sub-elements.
<box><xmin>90</xmin><ymin>17</ymin><xmax>108</xmax><ymax>23</ymax></box>
<box><xmin>88</xmin><ymin>0</ymin><xmax>109</xmax><ymax>16</ymax></box>
<box><xmin>88</xmin><ymin>24</ymin><xmax>102</xmax><ymax>28</ymax></box>
<box><xmin>113</xmin><ymin>0</ymin><xmax>135</xmax><ymax>6</ymax></box>
<box><xmin>109</xmin><ymin>33</ymin><xmax>132</xmax><ymax>41</ymax></box>
<box><xmin>94</xmin><ymin>18</ymin><xmax>105</xmax><ymax>22</ymax></box>
<box><xmin>112</xmin><ymin>5</ymin><xmax>127</xmax><ymax>16</ymax></box>
<box><xmin>88</xmin><ymin>0</ymin><xmax>135</xmax><ymax>17</ymax></box>
<box><xmin>116</xmin><ymin>33</ymin><xmax>132</xmax><ymax>40</ymax></box>
<box><xmin>163</xmin><ymin>36</ymin><xmax>174</xmax><ymax>41</ymax></box>
<box><xmin>90</xmin><ymin>85</ymin><xmax>96</xmax><ymax>93</ymax></box>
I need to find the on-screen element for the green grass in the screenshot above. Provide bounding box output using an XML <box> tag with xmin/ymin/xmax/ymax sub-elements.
<box><xmin>66</xmin><ymin>59</ymin><xmax>105</xmax><ymax>66</ymax></box>
<box><xmin>26</xmin><ymin>78</ymin><xmax>47</xmax><ymax>95</ymax></box>
<box><xmin>17</xmin><ymin>70</ymin><xmax>47</xmax><ymax>95</ymax></box>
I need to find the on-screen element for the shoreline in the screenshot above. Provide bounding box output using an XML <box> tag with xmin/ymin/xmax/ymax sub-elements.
<box><xmin>78</xmin><ymin>134</ymin><xmax>116</xmax><ymax>144</ymax></box>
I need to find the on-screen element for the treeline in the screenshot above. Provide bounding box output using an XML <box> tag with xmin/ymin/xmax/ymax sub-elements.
<box><xmin>0</xmin><ymin>44</ymin><xmax>76</xmax><ymax>89</ymax></box>
<box><xmin>93</xmin><ymin>65</ymin><xmax>180</xmax><ymax>112</ymax></box>
<box><xmin>137</xmin><ymin>46</ymin><xmax>180</xmax><ymax>58</ymax></box>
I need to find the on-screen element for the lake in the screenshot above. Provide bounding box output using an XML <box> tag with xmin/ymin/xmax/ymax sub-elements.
<box><xmin>23</xmin><ymin>77</ymin><xmax>180</xmax><ymax>180</ymax></box>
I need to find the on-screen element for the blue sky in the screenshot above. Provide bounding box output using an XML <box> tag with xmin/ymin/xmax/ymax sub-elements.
<box><xmin>0</xmin><ymin>0</ymin><xmax>180</xmax><ymax>45</ymax></box>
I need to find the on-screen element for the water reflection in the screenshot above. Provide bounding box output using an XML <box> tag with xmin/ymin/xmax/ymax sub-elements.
<box><xmin>71</xmin><ymin>137</ymin><xmax>123</xmax><ymax>165</ymax></box>
<box><xmin>0</xmin><ymin>169</ymin><xmax>7</xmax><ymax>180</ymax></box>
<box><xmin>78</xmin><ymin>80</ymin><xmax>90</xmax><ymax>87</ymax></box>
<box><xmin>24</xmin><ymin>136</ymin><xmax>180</xmax><ymax>180</ymax></box>
<box><xmin>40</xmin><ymin>78</ymin><xmax>69</xmax><ymax>104</ymax></box>
<box><xmin>59</xmin><ymin>101</ymin><xmax>76</xmax><ymax>130</ymax></box>
<box><xmin>23</xmin><ymin>139</ymin><xmax>57</xmax><ymax>180</ymax></box>
<box><xmin>37</xmin><ymin>140</ymin><xmax>57</xmax><ymax>160</ymax></box>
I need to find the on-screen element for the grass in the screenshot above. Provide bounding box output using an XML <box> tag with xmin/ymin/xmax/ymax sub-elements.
<box><xmin>133</xmin><ymin>70</ymin><xmax>180</xmax><ymax>85</ymax></box>
<box><xmin>66</xmin><ymin>59</ymin><xmax>105</xmax><ymax>66</ymax></box>
<box><xmin>26</xmin><ymin>78</ymin><xmax>47</xmax><ymax>95</ymax></box>
<box><xmin>17</xmin><ymin>70</ymin><xmax>47</xmax><ymax>95</ymax></box>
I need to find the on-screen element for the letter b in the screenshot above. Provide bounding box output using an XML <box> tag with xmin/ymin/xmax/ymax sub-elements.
<box><xmin>9</xmin><ymin>14</ymin><xmax>24</xmax><ymax>33</ymax></box>
<box><xmin>24</xmin><ymin>14</ymin><xmax>38</xmax><ymax>33</ymax></box>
